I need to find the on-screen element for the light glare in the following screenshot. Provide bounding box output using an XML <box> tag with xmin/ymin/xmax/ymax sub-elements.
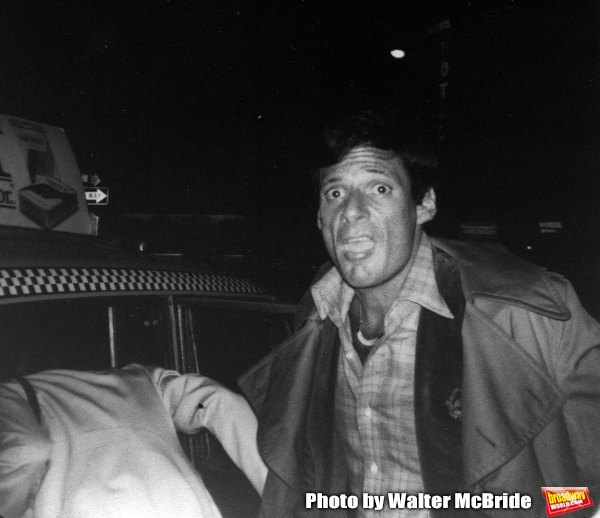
<box><xmin>391</xmin><ymin>49</ymin><xmax>405</xmax><ymax>59</ymax></box>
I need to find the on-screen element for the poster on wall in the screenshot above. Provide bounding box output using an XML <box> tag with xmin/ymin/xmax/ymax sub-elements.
<box><xmin>0</xmin><ymin>114</ymin><xmax>91</xmax><ymax>234</ymax></box>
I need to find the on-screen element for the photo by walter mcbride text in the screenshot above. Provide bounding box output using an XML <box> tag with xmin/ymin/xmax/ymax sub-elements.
<box><xmin>239</xmin><ymin>109</ymin><xmax>600</xmax><ymax>517</ymax></box>
<box><xmin>305</xmin><ymin>492</ymin><xmax>534</xmax><ymax>512</ymax></box>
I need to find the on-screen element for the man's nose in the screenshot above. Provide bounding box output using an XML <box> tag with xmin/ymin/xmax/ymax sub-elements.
<box><xmin>342</xmin><ymin>190</ymin><xmax>368</xmax><ymax>222</ymax></box>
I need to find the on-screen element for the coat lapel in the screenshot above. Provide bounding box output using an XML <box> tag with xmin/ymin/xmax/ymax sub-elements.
<box><xmin>427</xmin><ymin>239</ymin><xmax>569</xmax><ymax>488</ymax></box>
<box><xmin>461</xmin><ymin>304</ymin><xmax>565</xmax><ymax>488</ymax></box>
<box><xmin>415</xmin><ymin>306</ymin><xmax>465</xmax><ymax>494</ymax></box>
<box><xmin>415</xmin><ymin>248</ymin><xmax>465</xmax><ymax>495</ymax></box>
<box><xmin>420</xmin><ymin>245</ymin><xmax>566</xmax><ymax>493</ymax></box>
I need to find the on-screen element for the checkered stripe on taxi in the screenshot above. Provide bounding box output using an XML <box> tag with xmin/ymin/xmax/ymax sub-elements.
<box><xmin>0</xmin><ymin>267</ymin><xmax>267</xmax><ymax>298</ymax></box>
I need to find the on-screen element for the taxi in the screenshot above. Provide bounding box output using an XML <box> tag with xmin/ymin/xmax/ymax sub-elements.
<box><xmin>0</xmin><ymin>225</ymin><xmax>295</xmax><ymax>518</ymax></box>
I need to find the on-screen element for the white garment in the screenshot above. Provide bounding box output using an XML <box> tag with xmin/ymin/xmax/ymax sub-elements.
<box><xmin>0</xmin><ymin>364</ymin><xmax>267</xmax><ymax>518</ymax></box>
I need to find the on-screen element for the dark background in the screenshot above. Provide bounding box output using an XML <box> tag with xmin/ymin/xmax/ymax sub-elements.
<box><xmin>2</xmin><ymin>0</ymin><xmax>599</xmax><ymax>306</ymax></box>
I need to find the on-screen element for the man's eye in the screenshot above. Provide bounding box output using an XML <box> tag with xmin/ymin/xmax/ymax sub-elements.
<box><xmin>326</xmin><ymin>189</ymin><xmax>343</xmax><ymax>200</ymax></box>
<box><xmin>375</xmin><ymin>185</ymin><xmax>391</xmax><ymax>194</ymax></box>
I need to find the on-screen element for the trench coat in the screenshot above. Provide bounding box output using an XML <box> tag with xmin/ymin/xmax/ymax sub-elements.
<box><xmin>239</xmin><ymin>237</ymin><xmax>600</xmax><ymax>518</ymax></box>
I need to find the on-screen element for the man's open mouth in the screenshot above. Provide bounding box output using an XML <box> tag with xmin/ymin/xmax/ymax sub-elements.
<box><xmin>342</xmin><ymin>237</ymin><xmax>375</xmax><ymax>258</ymax></box>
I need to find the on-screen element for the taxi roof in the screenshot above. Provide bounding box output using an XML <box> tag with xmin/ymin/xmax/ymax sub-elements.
<box><xmin>0</xmin><ymin>226</ymin><xmax>273</xmax><ymax>301</ymax></box>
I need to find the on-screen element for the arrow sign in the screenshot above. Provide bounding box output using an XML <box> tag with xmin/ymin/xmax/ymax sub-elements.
<box><xmin>85</xmin><ymin>187</ymin><xmax>109</xmax><ymax>205</ymax></box>
<box><xmin>82</xmin><ymin>174</ymin><xmax>102</xmax><ymax>186</ymax></box>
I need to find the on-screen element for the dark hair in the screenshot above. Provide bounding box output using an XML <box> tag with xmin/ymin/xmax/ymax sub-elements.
<box><xmin>313</xmin><ymin>110</ymin><xmax>439</xmax><ymax>204</ymax></box>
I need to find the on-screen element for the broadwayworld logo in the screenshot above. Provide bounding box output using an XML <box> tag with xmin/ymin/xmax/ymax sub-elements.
<box><xmin>542</xmin><ymin>487</ymin><xmax>593</xmax><ymax>517</ymax></box>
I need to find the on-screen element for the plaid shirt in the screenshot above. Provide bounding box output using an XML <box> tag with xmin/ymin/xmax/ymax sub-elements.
<box><xmin>312</xmin><ymin>234</ymin><xmax>453</xmax><ymax>517</ymax></box>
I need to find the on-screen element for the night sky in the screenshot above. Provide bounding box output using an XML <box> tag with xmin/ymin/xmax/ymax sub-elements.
<box><xmin>2</xmin><ymin>0</ymin><xmax>600</xmax><ymax>300</ymax></box>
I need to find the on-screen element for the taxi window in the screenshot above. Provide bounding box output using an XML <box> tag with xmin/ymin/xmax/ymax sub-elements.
<box><xmin>0</xmin><ymin>296</ymin><xmax>174</xmax><ymax>381</ymax></box>
<box><xmin>181</xmin><ymin>300</ymin><xmax>294</xmax><ymax>391</ymax></box>
<box><xmin>0</xmin><ymin>298</ymin><xmax>111</xmax><ymax>380</ymax></box>
<box><xmin>112</xmin><ymin>297</ymin><xmax>175</xmax><ymax>370</ymax></box>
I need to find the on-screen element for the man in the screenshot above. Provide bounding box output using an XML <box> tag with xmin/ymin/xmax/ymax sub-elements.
<box><xmin>0</xmin><ymin>364</ymin><xmax>267</xmax><ymax>518</ymax></box>
<box><xmin>239</xmin><ymin>110</ymin><xmax>600</xmax><ymax>517</ymax></box>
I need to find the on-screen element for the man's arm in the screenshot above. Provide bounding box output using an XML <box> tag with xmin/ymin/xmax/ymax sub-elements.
<box><xmin>135</xmin><ymin>365</ymin><xmax>268</xmax><ymax>495</ymax></box>
<box><xmin>0</xmin><ymin>382</ymin><xmax>51</xmax><ymax>518</ymax></box>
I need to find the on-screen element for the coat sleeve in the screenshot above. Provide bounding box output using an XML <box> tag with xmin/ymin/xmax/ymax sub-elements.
<box><xmin>138</xmin><ymin>365</ymin><xmax>268</xmax><ymax>495</ymax></box>
<box><xmin>552</xmin><ymin>280</ymin><xmax>600</xmax><ymax>495</ymax></box>
<box><xmin>0</xmin><ymin>382</ymin><xmax>51</xmax><ymax>518</ymax></box>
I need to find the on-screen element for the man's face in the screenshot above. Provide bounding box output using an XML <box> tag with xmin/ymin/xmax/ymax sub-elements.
<box><xmin>318</xmin><ymin>146</ymin><xmax>435</xmax><ymax>290</ymax></box>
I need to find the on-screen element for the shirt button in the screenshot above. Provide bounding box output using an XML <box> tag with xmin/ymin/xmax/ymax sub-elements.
<box><xmin>370</xmin><ymin>462</ymin><xmax>378</xmax><ymax>473</ymax></box>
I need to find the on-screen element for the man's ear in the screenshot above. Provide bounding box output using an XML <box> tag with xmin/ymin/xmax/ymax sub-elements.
<box><xmin>416</xmin><ymin>188</ymin><xmax>437</xmax><ymax>225</ymax></box>
<box><xmin>317</xmin><ymin>209</ymin><xmax>322</xmax><ymax>230</ymax></box>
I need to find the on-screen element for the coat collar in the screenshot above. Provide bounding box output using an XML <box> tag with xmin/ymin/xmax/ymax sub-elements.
<box><xmin>298</xmin><ymin>237</ymin><xmax>571</xmax><ymax>326</ymax></box>
<box><xmin>430</xmin><ymin>237</ymin><xmax>571</xmax><ymax>321</ymax></box>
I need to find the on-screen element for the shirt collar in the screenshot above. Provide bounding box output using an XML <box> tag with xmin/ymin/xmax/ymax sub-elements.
<box><xmin>311</xmin><ymin>234</ymin><xmax>454</xmax><ymax>327</ymax></box>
